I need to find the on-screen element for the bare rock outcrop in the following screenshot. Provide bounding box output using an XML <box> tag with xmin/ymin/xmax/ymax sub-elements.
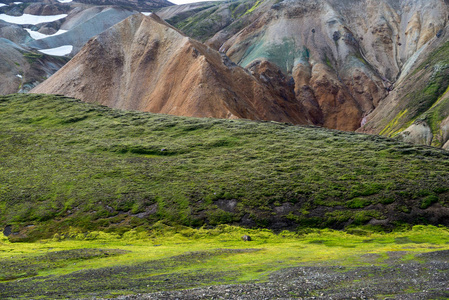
<box><xmin>397</xmin><ymin>121</ymin><xmax>433</xmax><ymax>146</ymax></box>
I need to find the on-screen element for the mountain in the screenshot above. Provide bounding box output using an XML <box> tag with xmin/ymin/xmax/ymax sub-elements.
<box><xmin>75</xmin><ymin>0</ymin><xmax>173</xmax><ymax>11</ymax></box>
<box><xmin>25</xmin><ymin>6</ymin><xmax>137</xmax><ymax>54</ymax></box>
<box><xmin>32</xmin><ymin>13</ymin><xmax>309</xmax><ymax>124</ymax></box>
<box><xmin>6</xmin><ymin>0</ymin><xmax>449</xmax><ymax>142</ymax></box>
<box><xmin>0</xmin><ymin>38</ymin><xmax>69</xmax><ymax>94</ymax></box>
<box><xmin>161</xmin><ymin>0</ymin><xmax>449</xmax><ymax>132</ymax></box>
<box><xmin>2</xmin><ymin>93</ymin><xmax>449</xmax><ymax>241</ymax></box>
<box><xmin>0</xmin><ymin>0</ymin><xmax>173</xmax><ymax>94</ymax></box>
<box><xmin>358</xmin><ymin>30</ymin><xmax>449</xmax><ymax>149</ymax></box>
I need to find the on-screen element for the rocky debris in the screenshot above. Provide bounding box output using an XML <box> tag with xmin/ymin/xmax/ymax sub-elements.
<box><xmin>332</xmin><ymin>30</ymin><xmax>341</xmax><ymax>41</ymax></box>
<box><xmin>3</xmin><ymin>225</ymin><xmax>12</xmax><ymax>236</ymax></box>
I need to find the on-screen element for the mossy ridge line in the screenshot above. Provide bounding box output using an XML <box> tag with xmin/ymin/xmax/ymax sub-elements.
<box><xmin>1</xmin><ymin>94</ymin><xmax>449</xmax><ymax>241</ymax></box>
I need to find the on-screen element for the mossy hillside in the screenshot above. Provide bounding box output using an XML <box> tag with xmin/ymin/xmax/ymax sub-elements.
<box><xmin>1</xmin><ymin>225</ymin><xmax>449</xmax><ymax>299</ymax></box>
<box><xmin>2</xmin><ymin>94</ymin><xmax>449</xmax><ymax>241</ymax></box>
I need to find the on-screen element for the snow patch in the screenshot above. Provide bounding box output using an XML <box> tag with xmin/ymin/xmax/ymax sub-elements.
<box><xmin>38</xmin><ymin>45</ymin><xmax>73</xmax><ymax>56</ymax></box>
<box><xmin>25</xmin><ymin>28</ymin><xmax>68</xmax><ymax>40</ymax></box>
<box><xmin>57</xmin><ymin>0</ymin><xmax>72</xmax><ymax>2</ymax></box>
<box><xmin>13</xmin><ymin>2</ymin><xmax>23</xmax><ymax>4</ymax></box>
<box><xmin>0</xmin><ymin>3</ymin><xmax>6</xmax><ymax>8</ymax></box>
<box><xmin>16</xmin><ymin>74</ymin><xmax>22</xmax><ymax>78</ymax></box>
<box><xmin>0</xmin><ymin>13</ymin><xmax>67</xmax><ymax>25</ymax></box>
<box><xmin>142</xmin><ymin>12</ymin><xmax>152</xmax><ymax>16</ymax></box>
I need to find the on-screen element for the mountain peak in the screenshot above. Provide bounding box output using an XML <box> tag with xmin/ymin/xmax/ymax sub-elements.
<box><xmin>32</xmin><ymin>12</ymin><xmax>310</xmax><ymax>125</ymax></box>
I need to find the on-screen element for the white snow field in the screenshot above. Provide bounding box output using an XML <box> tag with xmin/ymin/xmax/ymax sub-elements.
<box><xmin>25</xmin><ymin>28</ymin><xmax>68</xmax><ymax>40</ymax></box>
<box><xmin>0</xmin><ymin>13</ymin><xmax>67</xmax><ymax>25</ymax></box>
<box><xmin>38</xmin><ymin>45</ymin><xmax>73</xmax><ymax>56</ymax></box>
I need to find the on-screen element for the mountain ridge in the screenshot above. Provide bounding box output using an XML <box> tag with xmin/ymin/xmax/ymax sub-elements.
<box><xmin>32</xmin><ymin>13</ymin><xmax>310</xmax><ymax>124</ymax></box>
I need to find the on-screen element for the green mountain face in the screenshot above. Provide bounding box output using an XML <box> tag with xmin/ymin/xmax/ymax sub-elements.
<box><xmin>2</xmin><ymin>94</ymin><xmax>449</xmax><ymax>241</ymax></box>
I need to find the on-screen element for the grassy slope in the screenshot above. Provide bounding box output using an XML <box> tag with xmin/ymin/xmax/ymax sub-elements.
<box><xmin>1</xmin><ymin>94</ymin><xmax>449</xmax><ymax>241</ymax></box>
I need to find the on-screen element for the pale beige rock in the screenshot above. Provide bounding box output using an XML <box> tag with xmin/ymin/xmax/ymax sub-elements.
<box><xmin>397</xmin><ymin>121</ymin><xmax>433</xmax><ymax>146</ymax></box>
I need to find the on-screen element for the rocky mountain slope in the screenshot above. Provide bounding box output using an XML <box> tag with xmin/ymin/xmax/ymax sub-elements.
<box><xmin>358</xmin><ymin>30</ymin><xmax>449</xmax><ymax>149</ymax></box>
<box><xmin>0</xmin><ymin>0</ymin><xmax>173</xmax><ymax>94</ymax></box>
<box><xmin>161</xmin><ymin>0</ymin><xmax>449</xmax><ymax>133</ymax></box>
<box><xmin>32</xmin><ymin>13</ymin><xmax>309</xmax><ymax>124</ymax></box>
<box><xmin>0</xmin><ymin>38</ymin><xmax>69</xmax><ymax>93</ymax></box>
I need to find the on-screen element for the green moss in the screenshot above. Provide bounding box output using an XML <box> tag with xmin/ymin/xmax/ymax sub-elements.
<box><xmin>1</xmin><ymin>94</ymin><xmax>449</xmax><ymax>240</ymax></box>
<box><xmin>380</xmin><ymin>109</ymin><xmax>408</xmax><ymax>136</ymax></box>
<box><xmin>23</xmin><ymin>52</ymin><xmax>44</xmax><ymax>63</ymax></box>
<box><xmin>346</xmin><ymin>198</ymin><xmax>372</xmax><ymax>209</ymax></box>
<box><xmin>243</xmin><ymin>0</ymin><xmax>261</xmax><ymax>15</ymax></box>
<box><xmin>0</xmin><ymin>225</ymin><xmax>449</xmax><ymax>298</ymax></box>
<box><xmin>421</xmin><ymin>194</ymin><xmax>439</xmax><ymax>209</ymax></box>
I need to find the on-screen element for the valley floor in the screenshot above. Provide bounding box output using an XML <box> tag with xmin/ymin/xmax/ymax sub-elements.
<box><xmin>1</xmin><ymin>225</ymin><xmax>449</xmax><ymax>299</ymax></box>
<box><xmin>132</xmin><ymin>254</ymin><xmax>449</xmax><ymax>299</ymax></box>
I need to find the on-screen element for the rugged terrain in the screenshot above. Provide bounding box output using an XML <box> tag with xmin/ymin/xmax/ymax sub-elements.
<box><xmin>4</xmin><ymin>0</ymin><xmax>449</xmax><ymax>137</ymax></box>
<box><xmin>0</xmin><ymin>0</ymin><xmax>173</xmax><ymax>94</ymax></box>
<box><xmin>160</xmin><ymin>0</ymin><xmax>449</xmax><ymax>135</ymax></box>
<box><xmin>0</xmin><ymin>38</ymin><xmax>69</xmax><ymax>93</ymax></box>
<box><xmin>32</xmin><ymin>13</ymin><xmax>309</xmax><ymax>123</ymax></box>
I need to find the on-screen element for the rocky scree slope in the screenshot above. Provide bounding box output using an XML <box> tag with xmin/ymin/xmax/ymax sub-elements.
<box><xmin>32</xmin><ymin>13</ymin><xmax>309</xmax><ymax>124</ymax></box>
<box><xmin>0</xmin><ymin>38</ymin><xmax>69</xmax><ymax>94</ymax></box>
<box><xmin>162</xmin><ymin>0</ymin><xmax>449</xmax><ymax>133</ymax></box>
<box><xmin>358</xmin><ymin>27</ymin><xmax>449</xmax><ymax>149</ymax></box>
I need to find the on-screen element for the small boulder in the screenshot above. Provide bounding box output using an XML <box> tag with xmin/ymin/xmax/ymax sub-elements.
<box><xmin>241</xmin><ymin>235</ymin><xmax>251</xmax><ymax>241</ymax></box>
<box><xmin>3</xmin><ymin>225</ymin><xmax>12</xmax><ymax>237</ymax></box>
<box><xmin>333</xmin><ymin>31</ymin><xmax>341</xmax><ymax>42</ymax></box>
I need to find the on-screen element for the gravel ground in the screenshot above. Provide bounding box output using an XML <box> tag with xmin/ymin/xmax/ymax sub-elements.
<box><xmin>110</xmin><ymin>250</ymin><xmax>449</xmax><ymax>300</ymax></box>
